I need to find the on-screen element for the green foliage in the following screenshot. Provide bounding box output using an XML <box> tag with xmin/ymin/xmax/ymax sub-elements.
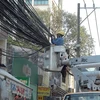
<box><xmin>35</xmin><ymin>8</ymin><xmax>51</xmax><ymax>30</ymax></box>
<box><xmin>80</xmin><ymin>27</ymin><xmax>94</xmax><ymax>56</ymax></box>
<box><xmin>62</xmin><ymin>12</ymin><xmax>94</xmax><ymax>56</ymax></box>
<box><xmin>36</xmin><ymin>8</ymin><xmax>94</xmax><ymax>56</ymax></box>
<box><xmin>35</xmin><ymin>7</ymin><xmax>62</xmax><ymax>35</ymax></box>
<box><xmin>51</xmin><ymin>5</ymin><xmax>62</xmax><ymax>34</ymax></box>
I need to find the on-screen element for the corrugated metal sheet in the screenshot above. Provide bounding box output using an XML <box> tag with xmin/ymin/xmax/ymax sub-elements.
<box><xmin>52</xmin><ymin>86</ymin><xmax>67</xmax><ymax>97</ymax></box>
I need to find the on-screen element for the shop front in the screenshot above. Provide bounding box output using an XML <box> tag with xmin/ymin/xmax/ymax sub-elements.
<box><xmin>0</xmin><ymin>69</ymin><xmax>32</xmax><ymax>100</ymax></box>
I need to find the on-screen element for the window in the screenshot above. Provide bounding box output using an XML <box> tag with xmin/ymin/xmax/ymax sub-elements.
<box><xmin>34</xmin><ymin>0</ymin><xmax>48</xmax><ymax>5</ymax></box>
<box><xmin>62</xmin><ymin>76</ymin><xmax>66</xmax><ymax>83</ymax></box>
<box><xmin>25</xmin><ymin>0</ymin><xmax>32</xmax><ymax>5</ymax></box>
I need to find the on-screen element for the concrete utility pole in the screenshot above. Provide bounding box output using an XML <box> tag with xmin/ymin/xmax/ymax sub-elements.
<box><xmin>76</xmin><ymin>4</ymin><xmax>80</xmax><ymax>91</ymax></box>
<box><xmin>77</xmin><ymin>3</ymin><xmax>80</xmax><ymax>57</ymax></box>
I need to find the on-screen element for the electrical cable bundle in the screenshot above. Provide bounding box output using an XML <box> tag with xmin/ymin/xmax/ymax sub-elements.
<box><xmin>0</xmin><ymin>0</ymin><xmax>52</xmax><ymax>47</ymax></box>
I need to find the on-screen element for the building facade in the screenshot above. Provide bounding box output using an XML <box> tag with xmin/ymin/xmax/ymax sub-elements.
<box><xmin>0</xmin><ymin>29</ymin><xmax>7</xmax><ymax>65</ymax></box>
<box><xmin>25</xmin><ymin>0</ymin><xmax>63</xmax><ymax>10</ymax></box>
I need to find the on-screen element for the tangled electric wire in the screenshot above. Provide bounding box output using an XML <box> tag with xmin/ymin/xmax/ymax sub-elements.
<box><xmin>0</xmin><ymin>0</ymin><xmax>52</xmax><ymax>47</ymax></box>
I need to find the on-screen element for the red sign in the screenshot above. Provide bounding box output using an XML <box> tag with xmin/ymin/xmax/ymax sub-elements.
<box><xmin>16</xmin><ymin>86</ymin><xmax>25</xmax><ymax>95</ymax></box>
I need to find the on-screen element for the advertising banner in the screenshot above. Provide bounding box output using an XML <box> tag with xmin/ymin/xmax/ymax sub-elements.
<box><xmin>6</xmin><ymin>78</ymin><xmax>32</xmax><ymax>99</ymax></box>
<box><xmin>38</xmin><ymin>86</ymin><xmax>50</xmax><ymax>96</ymax></box>
<box><xmin>16</xmin><ymin>77</ymin><xmax>29</xmax><ymax>86</ymax></box>
<box><xmin>12</xmin><ymin>52</ymin><xmax>38</xmax><ymax>85</ymax></box>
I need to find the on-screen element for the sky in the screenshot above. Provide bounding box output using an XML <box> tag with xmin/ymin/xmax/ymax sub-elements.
<box><xmin>62</xmin><ymin>0</ymin><xmax>100</xmax><ymax>55</ymax></box>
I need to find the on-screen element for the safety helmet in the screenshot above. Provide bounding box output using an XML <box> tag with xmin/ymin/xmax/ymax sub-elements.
<box><xmin>57</xmin><ymin>30</ymin><xmax>65</xmax><ymax>36</ymax></box>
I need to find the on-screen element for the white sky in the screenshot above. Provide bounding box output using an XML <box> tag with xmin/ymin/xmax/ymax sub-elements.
<box><xmin>62</xmin><ymin>0</ymin><xmax>100</xmax><ymax>55</ymax></box>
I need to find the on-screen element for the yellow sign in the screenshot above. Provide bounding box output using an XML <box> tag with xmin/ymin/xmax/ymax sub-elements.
<box><xmin>38</xmin><ymin>96</ymin><xmax>43</xmax><ymax>100</ymax></box>
<box><xmin>38</xmin><ymin>86</ymin><xmax>50</xmax><ymax>96</ymax></box>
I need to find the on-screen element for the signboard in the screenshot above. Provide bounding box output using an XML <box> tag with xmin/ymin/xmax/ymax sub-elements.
<box><xmin>12</xmin><ymin>51</ymin><xmax>38</xmax><ymax>100</ymax></box>
<box><xmin>12</xmin><ymin>52</ymin><xmax>38</xmax><ymax>85</ymax></box>
<box><xmin>6</xmin><ymin>78</ymin><xmax>32</xmax><ymax>99</ymax></box>
<box><xmin>16</xmin><ymin>77</ymin><xmax>29</xmax><ymax>86</ymax></box>
<box><xmin>38</xmin><ymin>86</ymin><xmax>50</xmax><ymax>96</ymax></box>
<box><xmin>38</xmin><ymin>96</ymin><xmax>43</xmax><ymax>100</ymax></box>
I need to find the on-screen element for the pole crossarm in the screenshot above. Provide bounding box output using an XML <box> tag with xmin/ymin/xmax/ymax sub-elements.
<box><xmin>80</xmin><ymin>7</ymin><xmax>100</xmax><ymax>9</ymax></box>
<box><xmin>80</xmin><ymin>6</ymin><xmax>100</xmax><ymax>24</ymax></box>
<box><xmin>80</xmin><ymin>8</ymin><xmax>96</xmax><ymax>24</ymax></box>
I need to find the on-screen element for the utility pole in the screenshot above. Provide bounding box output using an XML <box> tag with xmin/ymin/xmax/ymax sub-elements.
<box><xmin>77</xmin><ymin>3</ymin><xmax>80</xmax><ymax>57</ymax></box>
<box><xmin>75</xmin><ymin>3</ymin><xmax>80</xmax><ymax>92</ymax></box>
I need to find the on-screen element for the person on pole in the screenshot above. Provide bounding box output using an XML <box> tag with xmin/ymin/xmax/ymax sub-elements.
<box><xmin>51</xmin><ymin>30</ymin><xmax>64</xmax><ymax>45</ymax></box>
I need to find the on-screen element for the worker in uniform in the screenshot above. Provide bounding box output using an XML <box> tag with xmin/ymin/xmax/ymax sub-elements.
<box><xmin>51</xmin><ymin>30</ymin><xmax>65</xmax><ymax>67</ymax></box>
<box><xmin>61</xmin><ymin>65</ymin><xmax>67</xmax><ymax>78</ymax></box>
<box><xmin>51</xmin><ymin>30</ymin><xmax>64</xmax><ymax>45</ymax></box>
<box><xmin>61</xmin><ymin>64</ymin><xmax>72</xmax><ymax>78</ymax></box>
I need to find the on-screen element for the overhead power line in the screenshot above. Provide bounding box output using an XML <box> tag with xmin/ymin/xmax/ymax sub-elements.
<box><xmin>82</xmin><ymin>1</ymin><xmax>92</xmax><ymax>36</ymax></box>
<box><xmin>82</xmin><ymin>0</ymin><xmax>96</xmax><ymax>55</ymax></box>
<box><xmin>1</xmin><ymin>46</ymin><xmax>44</xmax><ymax>58</ymax></box>
<box><xmin>91</xmin><ymin>0</ymin><xmax>100</xmax><ymax>48</ymax></box>
<box><xmin>80</xmin><ymin>8</ymin><xmax>96</xmax><ymax>25</ymax></box>
<box><xmin>0</xmin><ymin>0</ymin><xmax>52</xmax><ymax>47</ymax></box>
